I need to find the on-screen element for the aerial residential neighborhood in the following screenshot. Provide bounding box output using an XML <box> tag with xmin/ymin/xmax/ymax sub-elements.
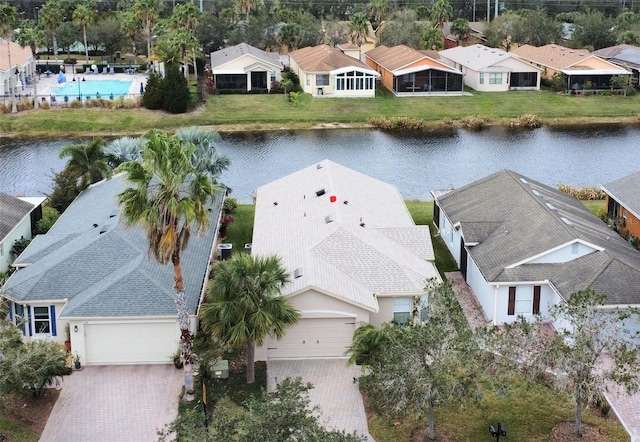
<box><xmin>3</xmin><ymin>0</ymin><xmax>640</xmax><ymax>441</ymax></box>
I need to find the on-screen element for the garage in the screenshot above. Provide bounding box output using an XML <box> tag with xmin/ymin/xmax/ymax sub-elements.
<box><xmin>84</xmin><ymin>321</ymin><xmax>179</xmax><ymax>365</ymax></box>
<box><xmin>267</xmin><ymin>317</ymin><xmax>356</xmax><ymax>359</ymax></box>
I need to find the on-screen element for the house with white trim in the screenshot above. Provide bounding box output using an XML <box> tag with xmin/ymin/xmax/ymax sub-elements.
<box><xmin>432</xmin><ymin>170</ymin><xmax>640</xmax><ymax>331</ymax></box>
<box><xmin>210</xmin><ymin>43</ymin><xmax>282</xmax><ymax>92</ymax></box>
<box><xmin>2</xmin><ymin>175</ymin><xmax>223</xmax><ymax>365</ymax></box>
<box><xmin>0</xmin><ymin>193</ymin><xmax>45</xmax><ymax>273</ymax></box>
<box><xmin>253</xmin><ymin>160</ymin><xmax>440</xmax><ymax>360</ymax></box>
<box><xmin>1</xmin><ymin>39</ymin><xmax>35</xmax><ymax>98</ymax></box>
<box><xmin>602</xmin><ymin>170</ymin><xmax>640</xmax><ymax>240</ymax></box>
<box><xmin>439</xmin><ymin>44</ymin><xmax>542</xmax><ymax>91</ymax></box>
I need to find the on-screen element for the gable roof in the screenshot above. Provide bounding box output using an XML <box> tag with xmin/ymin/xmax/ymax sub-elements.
<box><xmin>0</xmin><ymin>193</ymin><xmax>36</xmax><ymax>244</ymax></box>
<box><xmin>3</xmin><ymin>175</ymin><xmax>224</xmax><ymax>318</ymax></box>
<box><xmin>592</xmin><ymin>44</ymin><xmax>638</xmax><ymax>59</ymax></box>
<box><xmin>252</xmin><ymin>160</ymin><xmax>440</xmax><ymax>312</ymax></box>
<box><xmin>289</xmin><ymin>45</ymin><xmax>376</xmax><ymax>74</ymax></box>
<box><xmin>594</xmin><ymin>45</ymin><xmax>640</xmax><ymax>70</ymax></box>
<box><xmin>210</xmin><ymin>43</ymin><xmax>281</xmax><ymax>70</ymax></box>
<box><xmin>365</xmin><ymin>44</ymin><xmax>460</xmax><ymax>74</ymax></box>
<box><xmin>435</xmin><ymin>170</ymin><xmax>640</xmax><ymax>305</ymax></box>
<box><xmin>512</xmin><ymin>44</ymin><xmax>628</xmax><ymax>75</ymax></box>
<box><xmin>602</xmin><ymin>170</ymin><xmax>640</xmax><ymax>221</ymax></box>
<box><xmin>0</xmin><ymin>39</ymin><xmax>33</xmax><ymax>73</ymax></box>
<box><xmin>439</xmin><ymin>44</ymin><xmax>541</xmax><ymax>72</ymax></box>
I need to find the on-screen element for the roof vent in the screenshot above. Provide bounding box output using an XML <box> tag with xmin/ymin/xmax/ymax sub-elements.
<box><xmin>92</xmin><ymin>223</ymin><xmax>98</xmax><ymax>228</ymax></box>
<box><xmin>532</xmin><ymin>189</ymin><xmax>542</xmax><ymax>197</ymax></box>
<box><xmin>343</xmin><ymin>200</ymin><xmax>349</xmax><ymax>205</ymax></box>
<box><xmin>545</xmin><ymin>202</ymin><xmax>557</xmax><ymax>212</ymax></box>
<box><xmin>519</xmin><ymin>177</ymin><xmax>529</xmax><ymax>185</ymax></box>
<box><xmin>316</xmin><ymin>163</ymin><xmax>323</xmax><ymax>170</ymax></box>
<box><xmin>360</xmin><ymin>222</ymin><xmax>365</xmax><ymax>227</ymax></box>
<box><xmin>561</xmin><ymin>217</ymin><xmax>573</xmax><ymax>226</ymax></box>
<box><xmin>273</xmin><ymin>202</ymin><xmax>278</xmax><ymax>206</ymax></box>
<box><xmin>325</xmin><ymin>215</ymin><xmax>334</xmax><ymax>224</ymax></box>
<box><xmin>316</xmin><ymin>188</ymin><xmax>326</xmax><ymax>197</ymax></box>
<box><xmin>294</xmin><ymin>267</ymin><xmax>303</xmax><ymax>279</ymax></box>
<box><xmin>109</xmin><ymin>214</ymin><xmax>117</xmax><ymax>218</ymax></box>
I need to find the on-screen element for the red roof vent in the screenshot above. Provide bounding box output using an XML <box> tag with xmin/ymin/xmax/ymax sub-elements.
<box><xmin>330</xmin><ymin>195</ymin><xmax>337</xmax><ymax>203</ymax></box>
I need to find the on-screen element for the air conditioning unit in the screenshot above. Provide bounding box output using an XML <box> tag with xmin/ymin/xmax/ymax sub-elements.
<box><xmin>217</xmin><ymin>243</ymin><xmax>232</xmax><ymax>260</ymax></box>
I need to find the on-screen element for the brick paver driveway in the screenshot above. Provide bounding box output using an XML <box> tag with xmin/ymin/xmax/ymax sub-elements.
<box><xmin>40</xmin><ymin>365</ymin><xmax>183</xmax><ymax>442</ymax></box>
<box><xmin>268</xmin><ymin>359</ymin><xmax>375</xmax><ymax>441</ymax></box>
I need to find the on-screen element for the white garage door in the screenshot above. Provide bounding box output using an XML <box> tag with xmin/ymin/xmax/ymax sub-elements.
<box><xmin>267</xmin><ymin>317</ymin><xmax>356</xmax><ymax>359</ymax></box>
<box><xmin>84</xmin><ymin>321</ymin><xmax>179</xmax><ymax>365</ymax></box>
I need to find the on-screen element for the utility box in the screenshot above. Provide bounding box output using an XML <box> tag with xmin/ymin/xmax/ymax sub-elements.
<box><xmin>244</xmin><ymin>243</ymin><xmax>252</xmax><ymax>254</ymax></box>
<box><xmin>218</xmin><ymin>243</ymin><xmax>232</xmax><ymax>260</ymax></box>
<box><xmin>209</xmin><ymin>359</ymin><xmax>229</xmax><ymax>379</ymax></box>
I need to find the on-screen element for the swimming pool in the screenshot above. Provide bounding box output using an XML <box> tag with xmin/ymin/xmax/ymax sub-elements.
<box><xmin>49</xmin><ymin>79</ymin><xmax>133</xmax><ymax>99</ymax></box>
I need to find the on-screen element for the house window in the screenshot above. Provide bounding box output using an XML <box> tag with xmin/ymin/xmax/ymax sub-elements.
<box><xmin>489</xmin><ymin>73</ymin><xmax>502</xmax><ymax>84</ymax></box>
<box><xmin>316</xmin><ymin>74</ymin><xmax>329</xmax><ymax>86</ymax></box>
<box><xmin>306</xmin><ymin>74</ymin><xmax>311</xmax><ymax>86</ymax></box>
<box><xmin>479</xmin><ymin>73</ymin><xmax>484</xmax><ymax>84</ymax></box>
<box><xmin>572</xmin><ymin>242</ymin><xmax>579</xmax><ymax>254</ymax></box>
<box><xmin>33</xmin><ymin>306</ymin><xmax>51</xmax><ymax>334</ymax></box>
<box><xmin>393</xmin><ymin>297</ymin><xmax>412</xmax><ymax>324</ymax></box>
<box><xmin>515</xmin><ymin>288</ymin><xmax>532</xmax><ymax>315</ymax></box>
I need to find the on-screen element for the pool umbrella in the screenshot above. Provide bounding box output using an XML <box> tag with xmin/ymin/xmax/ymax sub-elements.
<box><xmin>45</xmin><ymin>60</ymin><xmax>50</xmax><ymax>72</ymax></box>
<box><xmin>140</xmin><ymin>82</ymin><xmax>144</xmax><ymax>94</ymax></box>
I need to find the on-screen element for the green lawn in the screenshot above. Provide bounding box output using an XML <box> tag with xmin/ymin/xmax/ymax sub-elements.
<box><xmin>223</xmin><ymin>204</ymin><xmax>255</xmax><ymax>255</ymax></box>
<box><xmin>0</xmin><ymin>416</ymin><xmax>39</xmax><ymax>442</ymax></box>
<box><xmin>2</xmin><ymin>89</ymin><xmax>640</xmax><ymax>137</ymax></box>
<box><xmin>581</xmin><ymin>199</ymin><xmax>606</xmax><ymax>215</ymax></box>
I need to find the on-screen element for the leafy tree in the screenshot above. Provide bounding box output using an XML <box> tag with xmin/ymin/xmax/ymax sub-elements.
<box><xmin>421</xmin><ymin>27</ymin><xmax>444</xmax><ymax>49</ymax></box>
<box><xmin>89</xmin><ymin>16</ymin><xmax>126</xmax><ymax>57</ymax></box>
<box><xmin>15</xmin><ymin>20</ymin><xmax>47</xmax><ymax>109</ymax></box>
<box><xmin>348</xmin><ymin>279</ymin><xmax>479</xmax><ymax>440</ymax></box>
<box><xmin>618</xmin><ymin>30</ymin><xmax>640</xmax><ymax>44</ymax></box>
<box><xmin>117</xmin><ymin>130</ymin><xmax>220</xmax><ymax>400</ymax></box>
<box><xmin>377</xmin><ymin>9</ymin><xmax>425</xmax><ymax>48</ymax></box>
<box><xmin>368</xmin><ymin>0</ymin><xmax>389</xmax><ymax>25</ymax></box>
<box><xmin>278</xmin><ymin>22</ymin><xmax>302</xmax><ymax>50</ymax></box>
<box><xmin>162</xmin><ymin>62</ymin><xmax>191</xmax><ymax>113</ymax></box>
<box><xmin>40</xmin><ymin>1</ymin><xmax>64</xmax><ymax>59</ymax></box>
<box><xmin>56</xmin><ymin>21</ymin><xmax>80</xmax><ymax>60</ymax></box>
<box><xmin>58</xmin><ymin>138</ymin><xmax>110</xmax><ymax>189</ymax></box>
<box><xmin>72</xmin><ymin>3</ymin><xmax>96</xmax><ymax>63</ymax></box>
<box><xmin>120</xmin><ymin>10</ymin><xmax>141</xmax><ymax>58</ymax></box>
<box><xmin>571</xmin><ymin>8</ymin><xmax>616</xmax><ymax>50</ymax></box>
<box><xmin>133</xmin><ymin>0</ymin><xmax>164</xmax><ymax>58</ymax></box>
<box><xmin>322</xmin><ymin>19</ymin><xmax>350</xmax><ymax>46</ymax></box>
<box><xmin>430</xmin><ymin>0</ymin><xmax>453</xmax><ymax>29</ymax></box>
<box><xmin>348</xmin><ymin>12</ymin><xmax>369</xmax><ymax>45</ymax></box>
<box><xmin>10</xmin><ymin>237</ymin><xmax>31</xmax><ymax>259</ymax></box>
<box><xmin>484</xmin><ymin>11</ymin><xmax>521</xmax><ymax>50</ymax></box>
<box><xmin>512</xmin><ymin>8</ymin><xmax>562</xmax><ymax>47</ymax></box>
<box><xmin>141</xmin><ymin>72</ymin><xmax>164</xmax><ymax>109</ymax></box>
<box><xmin>450</xmin><ymin>17</ymin><xmax>471</xmax><ymax>41</ymax></box>
<box><xmin>201</xmin><ymin>253</ymin><xmax>300</xmax><ymax>384</ymax></box>
<box><xmin>35</xmin><ymin>206</ymin><xmax>61</xmax><ymax>234</ymax></box>
<box><xmin>482</xmin><ymin>289</ymin><xmax>640</xmax><ymax>437</ymax></box>
<box><xmin>610</xmin><ymin>71</ymin><xmax>638</xmax><ymax>96</ymax></box>
<box><xmin>46</xmin><ymin>166</ymin><xmax>84</xmax><ymax>213</ymax></box>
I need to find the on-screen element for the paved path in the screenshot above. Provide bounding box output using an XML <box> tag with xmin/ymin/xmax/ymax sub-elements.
<box><xmin>40</xmin><ymin>365</ymin><xmax>183</xmax><ymax>442</ymax></box>
<box><xmin>268</xmin><ymin>359</ymin><xmax>375</xmax><ymax>441</ymax></box>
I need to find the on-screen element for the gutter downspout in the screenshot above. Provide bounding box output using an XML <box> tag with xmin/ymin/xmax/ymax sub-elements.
<box><xmin>493</xmin><ymin>285</ymin><xmax>499</xmax><ymax>326</ymax></box>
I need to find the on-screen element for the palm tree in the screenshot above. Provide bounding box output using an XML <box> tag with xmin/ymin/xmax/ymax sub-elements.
<box><xmin>153</xmin><ymin>36</ymin><xmax>181</xmax><ymax>66</ymax></box>
<box><xmin>134</xmin><ymin>0</ymin><xmax>164</xmax><ymax>60</ymax></box>
<box><xmin>169</xmin><ymin>28</ymin><xmax>200</xmax><ymax>80</ymax></box>
<box><xmin>40</xmin><ymin>1</ymin><xmax>64</xmax><ymax>59</ymax></box>
<box><xmin>59</xmin><ymin>138</ymin><xmax>110</xmax><ymax>188</ymax></box>
<box><xmin>349</xmin><ymin>12</ymin><xmax>369</xmax><ymax>45</ymax></box>
<box><xmin>16</xmin><ymin>20</ymin><xmax>46</xmax><ymax>109</ymax></box>
<box><xmin>104</xmin><ymin>136</ymin><xmax>145</xmax><ymax>168</ymax></box>
<box><xmin>235</xmin><ymin>0</ymin><xmax>258</xmax><ymax>21</ymax></box>
<box><xmin>421</xmin><ymin>27</ymin><xmax>444</xmax><ymax>50</ymax></box>
<box><xmin>171</xmin><ymin>2</ymin><xmax>201</xmax><ymax>33</ymax></box>
<box><xmin>120</xmin><ymin>10</ymin><xmax>141</xmax><ymax>58</ymax></box>
<box><xmin>0</xmin><ymin>4</ymin><xmax>19</xmax><ymax>113</ymax></box>
<box><xmin>368</xmin><ymin>0</ymin><xmax>389</xmax><ymax>24</ymax></box>
<box><xmin>201</xmin><ymin>253</ymin><xmax>300</xmax><ymax>384</ymax></box>
<box><xmin>430</xmin><ymin>0</ymin><xmax>453</xmax><ymax>29</ymax></box>
<box><xmin>175</xmin><ymin>127</ymin><xmax>230</xmax><ymax>178</ymax></box>
<box><xmin>72</xmin><ymin>4</ymin><xmax>95</xmax><ymax>63</ymax></box>
<box><xmin>450</xmin><ymin>17</ymin><xmax>471</xmax><ymax>43</ymax></box>
<box><xmin>117</xmin><ymin>130</ymin><xmax>218</xmax><ymax>399</ymax></box>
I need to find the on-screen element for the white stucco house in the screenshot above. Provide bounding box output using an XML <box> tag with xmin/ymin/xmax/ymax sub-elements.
<box><xmin>210</xmin><ymin>43</ymin><xmax>282</xmax><ymax>92</ymax></box>
<box><xmin>432</xmin><ymin>170</ymin><xmax>640</xmax><ymax>332</ymax></box>
<box><xmin>252</xmin><ymin>160</ymin><xmax>440</xmax><ymax>360</ymax></box>
<box><xmin>2</xmin><ymin>175</ymin><xmax>224</xmax><ymax>365</ymax></box>
<box><xmin>1</xmin><ymin>38</ymin><xmax>35</xmax><ymax>98</ymax></box>
<box><xmin>0</xmin><ymin>193</ymin><xmax>45</xmax><ymax>273</ymax></box>
<box><xmin>439</xmin><ymin>44</ymin><xmax>542</xmax><ymax>91</ymax></box>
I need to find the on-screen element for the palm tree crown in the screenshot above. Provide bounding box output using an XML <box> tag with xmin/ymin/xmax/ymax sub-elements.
<box><xmin>59</xmin><ymin>138</ymin><xmax>110</xmax><ymax>189</ymax></box>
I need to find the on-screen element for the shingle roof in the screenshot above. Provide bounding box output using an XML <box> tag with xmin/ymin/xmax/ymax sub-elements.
<box><xmin>252</xmin><ymin>160</ymin><xmax>440</xmax><ymax>311</ymax></box>
<box><xmin>439</xmin><ymin>44</ymin><xmax>537</xmax><ymax>71</ymax></box>
<box><xmin>436</xmin><ymin>170</ymin><xmax>640</xmax><ymax>305</ymax></box>
<box><xmin>365</xmin><ymin>45</ymin><xmax>453</xmax><ymax>72</ymax></box>
<box><xmin>602</xmin><ymin>170</ymin><xmax>640</xmax><ymax>220</ymax></box>
<box><xmin>512</xmin><ymin>44</ymin><xmax>625</xmax><ymax>73</ymax></box>
<box><xmin>592</xmin><ymin>44</ymin><xmax>638</xmax><ymax>59</ymax></box>
<box><xmin>3</xmin><ymin>175</ymin><xmax>224</xmax><ymax>318</ymax></box>
<box><xmin>289</xmin><ymin>45</ymin><xmax>374</xmax><ymax>73</ymax></box>
<box><xmin>0</xmin><ymin>39</ymin><xmax>32</xmax><ymax>73</ymax></box>
<box><xmin>0</xmin><ymin>193</ymin><xmax>36</xmax><ymax>244</ymax></box>
<box><xmin>210</xmin><ymin>43</ymin><xmax>281</xmax><ymax>70</ymax></box>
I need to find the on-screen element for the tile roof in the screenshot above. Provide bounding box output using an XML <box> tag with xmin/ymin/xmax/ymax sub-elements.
<box><xmin>289</xmin><ymin>45</ymin><xmax>374</xmax><ymax>73</ymax></box>
<box><xmin>365</xmin><ymin>45</ymin><xmax>452</xmax><ymax>72</ymax></box>
<box><xmin>252</xmin><ymin>160</ymin><xmax>440</xmax><ymax>311</ymax></box>
<box><xmin>435</xmin><ymin>170</ymin><xmax>640</xmax><ymax>305</ymax></box>
<box><xmin>0</xmin><ymin>193</ymin><xmax>36</xmax><ymax>244</ymax></box>
<box><xmin>3</xmin><ymin>174</ymin><xmax>224</xmax><ymax>318</ymax></box>
<box><xmin>602</xmin><ymin>170</ymin><xmax>640</xmax><ymax>220</ymax></box>
<box><xmin>439</xmin><ymin>44</ymin><xmax>537</xmax><ymax>71</ymax></box>
<box><xmin>0</xmin><ymin>38</ymin><xmax>32</xmax><ymax>73</ymax></box>
<box><xmin>210</xmin><ymin>43</ymin><xmax>280</xmax><ymax>70</ymax></box>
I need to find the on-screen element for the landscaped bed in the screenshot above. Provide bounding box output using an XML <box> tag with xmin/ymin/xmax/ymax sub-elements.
<box><xmin>0</xmin><ymin>390</ymin><xmax>59</xmax><ymax>442</ymax></box>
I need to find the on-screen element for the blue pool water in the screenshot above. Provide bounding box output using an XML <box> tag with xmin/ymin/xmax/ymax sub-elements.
<box><xmin>49</xmin><ymin>79</ymin><xmax>133</xmax><ymax>99</ymax></box>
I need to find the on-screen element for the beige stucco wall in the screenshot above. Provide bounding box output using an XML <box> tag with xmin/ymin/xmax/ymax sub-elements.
<box><xmin>370</xmin><ymin>297</ymin><xmax>394</xmax><ymax>327</ymax></box>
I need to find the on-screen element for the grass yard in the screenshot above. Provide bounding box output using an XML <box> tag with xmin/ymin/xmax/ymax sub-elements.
<box><xmin>223</xmin><ymin>204</ymin><xmax>255</xmax><ymax>255</ymax></box>
<box><xmin>0</xmin><ymin>416</ymin><xmax>39</xmax><ymax>442</ymax></box>
<box><xmin>582</xmin><ymin>199</ymin><xmax>606</xmax><ymax>215</ymax></box>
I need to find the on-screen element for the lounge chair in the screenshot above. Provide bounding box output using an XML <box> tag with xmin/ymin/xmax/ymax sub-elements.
<box><xmin>109</xmin><ymin>66</ymin><xmax>115</xmax><ymax>74</ymax></box>
<box><xmin>92</xmin><ymin>66</ymin><xmax>99</xmax><ymax>74</ymax></box>
<box><xmin>84</xmin><ymin>67</ymin><xmax>91</xmax><ymax>75</ymax></box>
<box><xmin>102</xmin><ymin>67</ymin><xmax>108</xmax><ymax>74</ymax></box>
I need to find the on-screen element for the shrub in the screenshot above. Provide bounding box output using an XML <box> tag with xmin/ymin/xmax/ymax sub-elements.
<box><xmin>369</xmin><ymin>117</ymin><xmax>429</xmax><ymax>130</ymax></box>
<box><xmin>517</xmin><ymin>114</ymin><xmax>541</xmax><ymax>128</ymax></box>
<box><xmin>442</xmin><ymin>117</ymin><xmax>454</xmax><ymax>128</ymax></box>
<box><xmin>223</xmin><ymin>197</ymin><xmax>238</xmax><ymax>214</ymax></box>
<box><xmin>17</xmin><ymin>98</ymin><xmax>34</xmax><ymax>111</ymax></box>
<box><xmin>219</xmin><ymin>214</ymin><xmax>235</xmax><ymax>236</ymax></box>
<box><xmin>69</xmin><ymin>99</ymin><xmax>83</xmax><ymax>108</ymax></box>
<box><xmin>142</xmin><ymin>73</ymin><xmax>164</xmax><ymax>110</ymax></box>
<box><xmin>461</xmin><ymin>115</ymin><xmax>491</xmax><ymax>130</ymax></box>
<box><xmin>36</xmin><ymin>206</ymin><xmax>61</xmax><ymax>234</ymax></box>
<box><xmin>162</xmin><ymin>64</ymin><xmax>190</xmax><ymax>114</ymax></box>
<box><xmin>11</xmin><ymin>237</ymin><xmax>31</xmax><ymax>258</ymax></box>
<box><xmin>40</xmin><ymin>101</ymin><xmax>51</xmax><ymax>110</ymax></box>
<box><xmin>205</xmin><ymin>76</ymin><xmax>216</xmax><ymax>95</ymax></box>
<box><xmin>0</xmin><ymin>101</ymin><xmax>11</xmax><ymax>113</ymax></box>
<box><xmin>557</xmin><ymin>184</ymin><xmax>605</xmax><ymax>200</ymax></box>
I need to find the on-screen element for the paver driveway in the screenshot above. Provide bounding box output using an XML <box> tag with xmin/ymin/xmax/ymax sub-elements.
<box><xmin>40</xmin><ymin>365</ymin><xmax>183</xmax><ymax>442</ymax></box>
<box><xmin>268</xmin><ymin>359</ymin><xmax>375</xmax><ymax>441</ymax></box>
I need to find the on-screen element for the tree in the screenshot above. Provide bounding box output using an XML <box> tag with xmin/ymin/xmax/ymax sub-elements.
<box><xmin>120</xmin><ymin>10</ymin><xmax>141</xmax><ymax>58</ymax></box>
<box><xmin>117</xmin><ymin>130</ymin><xmax>220</xmax><ymax>400</ymax></box>
<box><xmin>134</xmin><ymin>0</ymin><xmax>164</xmax><ymax>59</ymax></box>
<box><xmin>56</xmin><ymin>21</ymin><xmax>80</xmax><ymax>60</ymax></box>
<box><xmin>235</xmin><ymin>0</ymin><xmax>260</xmax><ymax>21</ymax></box>
<box><xmin>368</xmin><ymin>0</ymin><xmax>389</xmax><ymax>25</ymax></box>
<box><xmin>512</xmin><ymin>8</ymin><xmax>562</xmax><ymax>47</ymax></box>
<box><xmin>16</xmin><ymin>20</ymin><xmax>47</xmax><ymax>109</ymax></box>
<box><xmin>201</xmin><ymin>253</ymin><xmax>300</xmax><ymax>384</ymax></box>
<box><xmin>450</xmin><ymin>17</ymin><xmax>471</xmax><ymax>42</ymax></box>
<box><xmin>420</xmin><ymin>27</ymin><xmax>444</xmax><ymax>50</ymax></box>
<box><xmin>430</xmin><ymin>0</ymin><xmax>453</xmax><ymax>29</ymax></box>
<box><xmin>348</xmin><ymin>12</ymin><xmax>369</xmax><ymax>45</ymax></box>
<box><xmin>347</xmin><ymin>279</ymin><xmax>479</xmax><ymax>440</ymax></box>
<box><xmin>484</xmin><ymin>11</ymin><xmax>521</xmax><ymax>50</ymax></box>
<box><xmin>104</xmin><ymin>136</ymin><xmax>145</xmax><ymax>168</ymax></box>
<box><xmin>175</xmin><ymin>127</ymin><xmax>230</xmax><ymax>178</ymax></box>
<box><xmin>162</xmin><ymin>62</ymin><xmax>191</xmax><ymax>113</ymax></box>
<box><xmin>278</xmin><ymin>23</ymin><xmax>302</xmax><ymax>50</ymax></box>
<box><xmin>170</xmin><ymin>3</ymin><xmax>203</xmax><ymax>80</ymax></box>
<box><xmin>377</xmin><ymin>9</ymin><xmax>425</xmax><ymax>48</ymax></box>
<box><xmin>72</xmin><ymin>3</ymin><xmax>96</xmax><ymax>63</ymax></box>
<box><xmin>571</xmin><ymin>8</ymin><xmax>616</xmax><ymax>50</ymax></box>
<box><xmin>618</xmin><ymin>30</ymin><xmax>640</xmax><ymax>44</ymax></box>
<box><xmin>483</xmin><ymin>289</ymin><xmax>640</xmax><ymax>437</ymax></box>
<box><xmin>58</xmin><ymin>138</ymin><xmax>110</xmax><ymax>189</ymax></box>
<box><xmin>141</xmin><ymin>71</ymin><xmax>164</xmax><ymax>109</ymax></box>
<box><xmin>40</xmin><ymin>1</ymin><xmax>64</xmax><ymax>59</ymax></box>
<box><xmin>46</xmin><ymin>166</ymin><xmax>84</xmax><ymax>213</ymax></box>
<box><xmin>90</xmin><ymin>16</ymin><xmax>127</xmax><ymax>57</ymax></box>
<box><xmin>0</xmin><ymin>4</ymin><xmax>19</xmax><ymax>113</ymax></box>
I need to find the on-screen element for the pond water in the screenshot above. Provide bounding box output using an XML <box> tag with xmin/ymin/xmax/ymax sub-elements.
<box><xmin>0</xmin><ymin>125</ymin><xmax>636</xmax><ymax>203</ymax></box>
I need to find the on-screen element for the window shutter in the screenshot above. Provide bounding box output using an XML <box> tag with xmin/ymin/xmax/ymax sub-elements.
<box><xmin>26</xmin><ymin>306</ymin><xmax>32</xmax><ymax>336</ymax></box>
<box><xmin>508</xmin><ymin>287</ymin><xmax>516</xmax><ymax>316</ymax></box>
<box><xmin>17</xmin><ymin>304</ymin><xmax>25</xmax><ymax>335</ymax></box>
<box><xmin>50</xmin><ymin>305</ymin><xmax>57</xmax><ymax>336</ymax></box>
<box><xmin>533</xmin><ymin>286</ymin><xmax>541</xmax><ymax>315</ymax></box>
<box><xmin>8</xmin><ymin>300</ymin><xmax>13</xmax><ymax>321</ymax></box>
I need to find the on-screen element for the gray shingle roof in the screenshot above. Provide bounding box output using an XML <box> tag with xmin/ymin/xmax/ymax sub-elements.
<box><xmin>602</xmin><ymin>170</ymin><xmax>640</xmax><ymax>220</ymax></box>
<box><xmin>252</xmin><ymin>160</ymin><xmax>440</xmax><ymax>311</ymax></box>
<box><xmin>210</xmin><ymin>43</ymin><xmax>281</xmax><ymax>70</ymax></box>
<box><xmin>0</xmin><ymin>193</ymin><xmax>35</xmax><ymax>243</ymax></box>
<box><xmin>4</xmin><ymin>175</ymin><xmax>223</xmax><ymax>318</ymax></box>
<box><xmin>436</xmin><ymin>170</ymin><xmax>640</xmax><ymax>305</ymax></box>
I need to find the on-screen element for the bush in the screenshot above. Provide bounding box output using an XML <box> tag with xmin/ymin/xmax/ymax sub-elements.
<box><xmin>557</xmin><ymin>184</ymin><xmax>605</xmax><ymax>200</ymax></box>
<box><xmin>442</xmin><ymin>117</ymin><xmax>454</xmax><ymax>128</ymax></box>
<box><xmin>36</xmin><ymin>206</ymin><xmax>61</xmax><ymax>234</ymax></box>
<box><xmin>369</xmin><ymin>116</ymin><xmax>429</xmax><ymax>130</ymax></box>
<box><xmin>461</xmin><ymin>115</ymin><xmax>491</xmax><ymax>130</ymax></box>
<box><xmin>223</xmin><ymin>197</ymin><xmax>238</xmax><ymax>214</ymax></box>
<box><xmin>17</xmin><ymin>98</ymin><xmax>34</xmax><ymax>111</ymax></box>
<box><xmin>162</xmin><ymin>64</ymin><xmax>190</xmax><ymax>114</ymax></box>
<box><xmin>517</xmin><ymin>114</ymin><xmax>541</xmax><ymax>128</ymax></box>
<box><xmin>142</xmin><ymin>73</ymin><xmax>164</xmax><ymax>110</ymax></box>
<box><xmin>11</xmin><ymin>237</ymin><xmax>31</xmax><ymax>258</ymax></box>
<box><xmin>40</xmin><ymin>101</ymin><xmax>51</xmax><ymax>110</ymax></box>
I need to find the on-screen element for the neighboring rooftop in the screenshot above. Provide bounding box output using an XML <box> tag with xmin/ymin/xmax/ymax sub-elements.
<box><xmin>0</xmin><ymin>193</ymin><xmax>37</xmax><ymax>243</ymax></box>
<box><xmin>289</xmin><ymin>45</ymin><xmax>375</xmax><ymax>73</ymax></box>
<box><xmin>439</xmin><ymin>44</ymin><xmax>536</xmax><ymax>71</ymax></box>
<box><xmin>602</xmin><ymin>170</ymin><xmax>640</xmax><ymax>219</ymax></box>
<box><xmin>365</xmin><ymin>44</ymin><xmax>457</xmax><ymax>73</ymax></box>
<box><xmin>0</xmin><ymin>39</ymin><xmax>32</xmax><ymax>72</ymax></box>
<box><xmin>210</xmin><ymin>42</ymin><xmax>281</xmax><ymax>69</ymax></box>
